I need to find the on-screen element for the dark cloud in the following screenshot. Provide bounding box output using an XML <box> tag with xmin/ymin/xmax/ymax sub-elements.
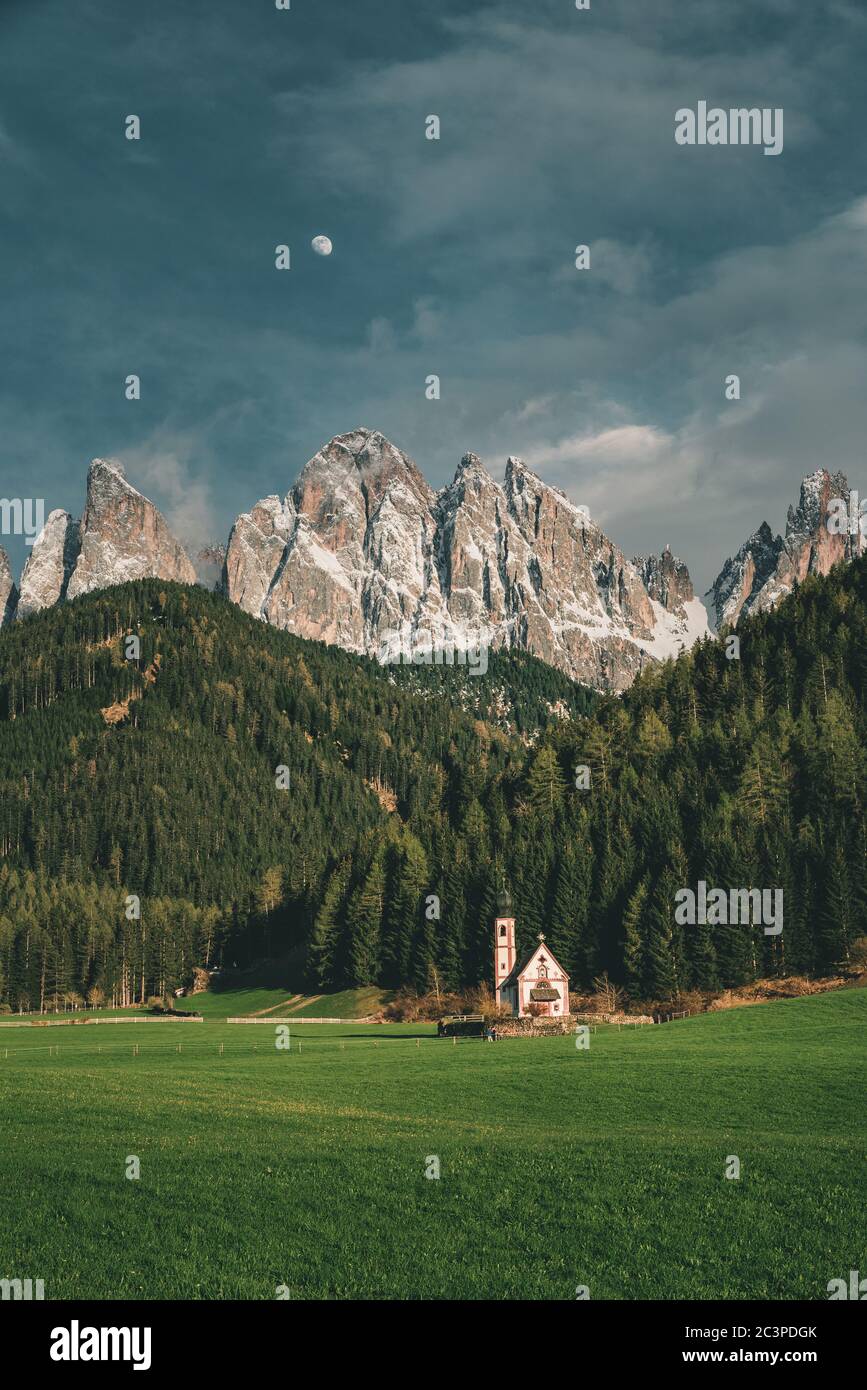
<box><xmin>0</xmin><ymin>0</ymin><xmax>864</xmax><ymax>595</ymax></box>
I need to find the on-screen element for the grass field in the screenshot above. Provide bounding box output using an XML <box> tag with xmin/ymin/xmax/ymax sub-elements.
<box><xmin>1</xmin><ymin>989</ymin><xmax>864</xmax><ymax>1300</ymax></box>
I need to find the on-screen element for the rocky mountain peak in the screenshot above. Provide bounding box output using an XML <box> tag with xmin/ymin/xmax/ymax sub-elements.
<box><xmin>786</xmin><ymin>468</ymin><xmax>849</xmax><ymax>541</ymax></box>
<box><xmin>6</xmin><ymin>430</ymin><xmax>713</xmax><ymax>694</ymax></box>
<box><xmin>294</xmin><ymin>428</ymin><xmax>433</xmax><ymax>521</ymax></box>
<box><xmin>504</xmin><ymin>454</ymin><xmax>563</xmax><ymax>500</ymax></box>
<box><xmin>83</xmin><ymin>457</ymin><xmax>137</xmax><ymax>510</ymax></box>
<box><xmin>224</xmin><ymin>429</ymin><xmax>709</xmax><ymax>690</ymax></box>
<box><xmin>17</xmin><ymin>509</ymin><xmax>81</xmax><ymax>618</ymax></box>
<box><xmin>4</xmin><ymin>459</ymin><xmax>198</xmax><ymax>620</ymax></box>
<box><xmin>0</xmin><ymin>547</ymin><xmax>18</xmax><ymax>626</ymax></box>
<box><xmin>64</xmin><ymin>457</ymin><xmax>197</xmax><ymax>601</ymax></box>
<box><xmin>449</xmin><ymin>453</ymin><xmax>498</xmax><ymax>496</ymax></box>
<box><xmin>633</xmin><ymin>546</ymin><xmax>695</xmax><ymax>614</ymax></box>
<box><xmin>705</xmin><ymin>470</ymin><xmax>857</xmax><ymax>629</ymax></box>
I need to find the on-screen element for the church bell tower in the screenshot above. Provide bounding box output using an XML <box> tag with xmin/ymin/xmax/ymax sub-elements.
<box><xmin>494</xmin><ymin>885</ymin><xmax>516</xmax><ymax>1007</ymax></box>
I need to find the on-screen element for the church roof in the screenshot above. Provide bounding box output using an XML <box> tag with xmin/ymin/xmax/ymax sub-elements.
<box><xmin>500</xmin><ymin>947</ymin><xmax>538</xmax><ymax>989</ymax></box>
<box><xmin>500</xmin><ymin>939</ymin><xmax>570</xmax><ymax>990</ymax></box>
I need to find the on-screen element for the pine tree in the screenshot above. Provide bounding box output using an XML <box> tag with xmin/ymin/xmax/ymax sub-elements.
<box><xmin>345</xmin><ymin>852</ymin><xmax>386</xmax><ymax>986</ymax></box>
<box><xmin>526</xmin><ymin>745</ymin><xmax>567</xmax><ymax>817</ymax></box>
<box><xmin>381</xmin><ymin>834</ymin><xmax>429</xmax><ymax>989</ymax></box>
<box><xmin>307</xmin><ymin>859</ymin><xmax>349</xmax><ymax>989</ymax></box>
<box><xmin>549</xmin><ymin>833</ymin><xmax>593</xmax><ymax>987</ymax></box>
<box><xmin>819</xmin><ymin>840</ymin><xmax>856</xmax><ymax>970</ymax></box>
<box><xmin>621</xmin><ymin>876</ymin><xmax>649</xmax><ymax>997</ymax></box>
<box><xmin>644</xmin><ymin>851</ymin><xmax>688</xmax><ymax>1000</ymax></box>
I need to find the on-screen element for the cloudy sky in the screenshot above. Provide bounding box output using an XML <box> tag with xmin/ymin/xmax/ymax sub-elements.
<box><xmin>1</xmin><ymin>0</ymin><xmax>866</xmax><ymax>593</ymax></box>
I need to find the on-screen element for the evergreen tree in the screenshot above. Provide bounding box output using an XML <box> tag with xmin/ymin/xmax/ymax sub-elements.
<box><xmin>345</xmin><ymin>852</ymin><xmax>386</xmax><ymax>986</ymax></box>
<box><xmin>621</xmin><ymin>875</ymin><xmax>649</xmax><ymax>997</ymax></box>
<box><xmin>307</xmin><ymin>859</ymin><xmax>349</xmax><ymax>989</ymax></box>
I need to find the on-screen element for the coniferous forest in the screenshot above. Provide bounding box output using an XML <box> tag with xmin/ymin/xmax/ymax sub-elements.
<box><xmin>0</xmin><ymin>555</ymin><xmax>864</xmax><ymax>1012</ymax></box>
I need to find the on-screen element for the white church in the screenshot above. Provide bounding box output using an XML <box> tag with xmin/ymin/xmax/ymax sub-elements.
<box><xmin>493</xmin><ymin>887</ymin><xmax>570</xmax><ymax>1018</ymax></box>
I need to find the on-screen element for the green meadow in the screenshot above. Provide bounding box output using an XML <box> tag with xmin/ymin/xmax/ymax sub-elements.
<box><xmin>0</xmin><ymin>989</ymin><xmax>864</xmax><ymax>1300</ymax></box>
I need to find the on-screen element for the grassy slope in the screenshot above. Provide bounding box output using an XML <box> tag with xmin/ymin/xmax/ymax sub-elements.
<box><xmin>0</xmin><ymin>989</ymin><xmax>864</xmax><ymax>1299</ymax></box>
<box><xmin>190</xmin><ymin>985</ymin><xmax>393</xmax><ymax>1020</ymax></box>
<box><xmin>1</xmin><ymin>984</ymin><xmax>393</xmax><ymax>1023</ymax></box>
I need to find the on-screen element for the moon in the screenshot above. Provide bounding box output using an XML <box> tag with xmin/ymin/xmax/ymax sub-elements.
<box><xmin>311</xmin><ymin>235</ymin><xmax>333</xmax><ymax>257</ymax></box>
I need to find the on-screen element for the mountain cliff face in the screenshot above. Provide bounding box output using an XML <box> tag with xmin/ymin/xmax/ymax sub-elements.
<box><xmin>13</xmin><ymin>459</ymin><xmax>197</xmax><ymax>619</ymax></box>
<box><xmin>17</xmin><ymin>509</ymin><xmax>80</xmax><ymax>618</ymax></box>
<box><xmin>224</xmin><ymin>428</ymin><xmax>709</xmax><ymax>691</ymax></box>
<box><xmin>706</xmin><ymin>469</ymin><xmax>857</xmax><ymax>628</ymax></box>
<box><xmin>66</xmin><ymin>459</ymin><xmax>197</xmax><ymax>600</ymax></box>
<box><xmin>633</xmin><ymin>546</ymin><xmax>695</xmax><ymax>613</ymax></box>
<box><xmin>0</xmin><ymin>548</ymin><xmax>17</xmax><ymax>626</ymax></box>
<box><xmin>7</xmin><ymin>430</ymin><xmax>711</xmax><ymax>691</ymax></box>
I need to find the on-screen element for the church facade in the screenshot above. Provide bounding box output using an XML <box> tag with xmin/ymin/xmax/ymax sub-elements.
<box><xmin>493</xmin><ymin>889</ymin><xmax>570</xmax><ymax>1018</ymax></box>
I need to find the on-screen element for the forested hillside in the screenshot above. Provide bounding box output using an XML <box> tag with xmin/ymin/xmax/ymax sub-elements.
<box><xmin>0</xmin><ymin>556</ymin><xmax>864</xmax><ymax>1011</ymax></box>
<box><xmin>0</xmin><ymin>582</ymin><xmax>591</xmax><ymax>1009</ymax></box>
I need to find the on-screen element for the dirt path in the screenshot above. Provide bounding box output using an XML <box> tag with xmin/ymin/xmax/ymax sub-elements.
<box><xmin>251</xmin><ymin>995</ymin><xmax>303</xmax><ymax>1016</ymax></box>
<box><xmin>286</xmin><ymin>994</ymin><xmax>322</xmax><ymax>1013</ymax></box>
<box><xmin>250</xmin><ymin>993</ymin><xmax>326</xmax><ymax>1017</ymax></box>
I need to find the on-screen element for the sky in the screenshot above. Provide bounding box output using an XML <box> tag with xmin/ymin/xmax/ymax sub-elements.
<box><xmin>1</xmin><ymin>0</ymin><xmax>866</xmax><ymax>594</ymax></box>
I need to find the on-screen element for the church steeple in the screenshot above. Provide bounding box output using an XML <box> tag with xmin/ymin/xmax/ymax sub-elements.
<box><xmin>494</xmin><ymin>882</ymin><xmax>516</xmax><ymax>1007</ymax></box>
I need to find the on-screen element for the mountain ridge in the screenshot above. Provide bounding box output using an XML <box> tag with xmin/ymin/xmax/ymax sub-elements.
<box><xmin>3</xmin><ymin>432</ymin><xmax>861</xmax><ymax>692</ymax></box>
<box><xmin>222</xmin><ymin>427</ymin><xmax>712</xmax><ymax>691</ymax></box>
<box><xmin>1</xmin><ymin>429</ymin><xmax>710</xmax><ymax>692</ymax></box>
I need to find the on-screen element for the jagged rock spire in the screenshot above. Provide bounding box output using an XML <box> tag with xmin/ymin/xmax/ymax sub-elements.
<box><xmin>705</xmin><ymin>469</ymin><xmax>856</xmax><ymax>628</ymax></box>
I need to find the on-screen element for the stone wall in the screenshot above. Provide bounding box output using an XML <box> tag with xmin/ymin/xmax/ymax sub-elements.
<box><xmin>493</xmin><ymin>1012</ymin><xmax>654</xmax><ymax>1036</ymax></box>
<box><xmin>572</xmin><ymin>1011</ymin><xmax>654</xmax><ymax>1026</ymax></box>
<box><xmin>493</xmin><ymin>1017</ymin><xmax>573</xmax><ymax>1037</ymax></box>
